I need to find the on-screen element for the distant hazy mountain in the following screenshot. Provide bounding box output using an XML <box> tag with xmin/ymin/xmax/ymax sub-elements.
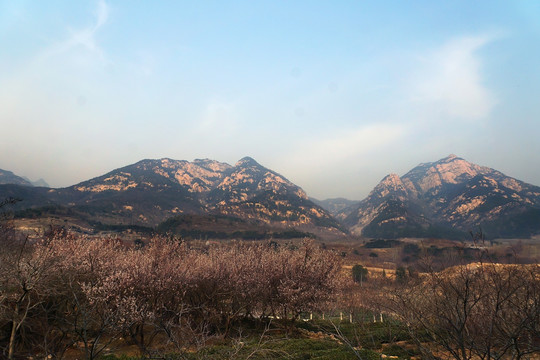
<box><xmin>22</xmin><ymin>177</ymin><xmax>50</xmax><ymax>187</ymax></box>
<box><xmin>0</xmin><ymin>169</ymin><xmax>49</xmax><ymax>188</ymax></box>
<box><xmin>343</xmin><ymin>155</ymin><xmax>540</xmax><ymax>239</ymax></box>
<box><xmin>311</xmin><ymin>197</ymin><xmax>360</xmax><ymax>218</ymax></box>
<box><xmin>2</xmin><ymin>157</ymin><xmax>345</xmax><ymax>238</ymax></box>
<box><xmin>0</xmin><ymin>169</ymin><xmax>33</xmax><ymax>186</ymax></box>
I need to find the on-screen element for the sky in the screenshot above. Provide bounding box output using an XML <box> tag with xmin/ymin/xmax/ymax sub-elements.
<box><xmin>1</xmin><ymin>1</ymin><xmax>540</xmax><ymax>200</ymax></box>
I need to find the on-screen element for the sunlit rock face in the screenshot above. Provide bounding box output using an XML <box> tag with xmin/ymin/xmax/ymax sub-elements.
<box><xmin>205</xmin><ymin>157</ymin><xmax>335</xmax><ymax>230</ymax></box>
<box><xmin>343</xmin><ymin>155</ymin><xmax>540</xmax><ymax>239</ymax></box>
<box><xmin>401</xmin><ymin>154</ymin><xmax>495</xmax><ymax>196</ymax></box>
<box><xmin>215</xmin><ymin>157</ymin><xmax>308</xmax><ymax>202</ymax></box>
<box><xmin>371</xmin><ymin>173</ymin><xmax>409</xmax><ymax>201</ymax></box>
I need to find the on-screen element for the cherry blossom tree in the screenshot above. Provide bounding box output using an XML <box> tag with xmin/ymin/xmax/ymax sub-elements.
<box><xmin>0</xmin><ymin>229</ymin><xmax>57</xmax><ymax>359</ymax></box>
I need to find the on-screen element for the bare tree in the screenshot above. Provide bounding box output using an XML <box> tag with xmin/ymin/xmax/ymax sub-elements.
<box><xmin>389</xmin><ymin>259</ymin><xmax>540</xmax><ymax>360</ymax></box>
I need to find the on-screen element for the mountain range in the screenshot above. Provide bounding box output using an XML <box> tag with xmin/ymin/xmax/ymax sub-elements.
<box><xmin>1</xmin><ymin>155</ymin><xmax>539</xmax><ymax>239</ymax></box>
<box><xmin>0</xmin><ymin>157</ymin><xmax>344</xmax><ymax>239</ymax></box>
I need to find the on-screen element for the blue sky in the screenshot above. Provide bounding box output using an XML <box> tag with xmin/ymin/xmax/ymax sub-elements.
<box><xmin>1</xmin><ymin>1</ymin><xmax>540</xmax><ymax>199</ymax></box>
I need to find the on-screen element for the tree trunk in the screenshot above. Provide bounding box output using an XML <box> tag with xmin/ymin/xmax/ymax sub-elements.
<box><xmin>8</xmin><ymin>300</ymin><xmax>22</xmax><ymax>360</ymax></box>
<box><xmin>8</xmin><ymin>319</ymin><xmax>18</xmax><ymax>360</ymax></box>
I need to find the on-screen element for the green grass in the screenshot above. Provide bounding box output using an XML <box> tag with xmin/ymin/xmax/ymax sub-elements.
<box><xmin>383</xmin><ymin>343</ymin><xmax>421</xmax><ymax>359</ymax></box>
<box><xmin>297</xmin><ymin>317</ymin><xmax>412</xmax><ymax>351</ymax></box>
<box><xmin>99</xmin><ymin>317</ymin><xmax>418</xmax><ymax>360</ymax></box>
<box><xmin>192</xmin><ymin>338</ymin><xmax>369</xmax><ymax>359</ymax></box>
<box><xmin>100</xmin><ymin>338</ymin><xmax>380</xmax><ymax>360</ymax></box>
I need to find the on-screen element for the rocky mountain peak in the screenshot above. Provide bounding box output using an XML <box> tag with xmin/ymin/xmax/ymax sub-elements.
<box><xmin>402</xmin><ymin>155</ymin><xmax>493</xmax><ymax>195</ymax></box>
<box><xmin>235</xmin><ymin>156</ymin><xmax>260</xmax><ymax>168</ymax></box>
<box><xmin>380</xmin><ymin>173</ymin><xmax>402</xmax><ymax>185</ymax></box>
<box><xmin>442</xmin><ymin>154</ymin><xmax>459</xmax><ymax>162</ymax></box>
<box><xmin>217</xmin><ymin>157</ymin><xmax>308</xmax><ymax>200</ymax></box>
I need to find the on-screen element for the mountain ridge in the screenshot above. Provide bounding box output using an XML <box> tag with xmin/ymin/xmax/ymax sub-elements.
<box><xmin>3</xmin><ymin>154</ymin><xmax>540</xmax><ymax>239</ymax></box>
<box><xmin>1</xmin><ymin>157</ymin><xmax>345</xmax><ymax>239</ymax></box>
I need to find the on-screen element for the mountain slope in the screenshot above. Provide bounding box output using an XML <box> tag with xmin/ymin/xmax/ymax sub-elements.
<box><xmin>344</xmin><ymin>155</ymin><xmax>540</xmax><ymax>239</ymax></box>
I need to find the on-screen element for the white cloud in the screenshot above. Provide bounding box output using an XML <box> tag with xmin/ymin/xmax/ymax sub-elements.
<box><xmin>71</xmin><ymin>0</ymin><xmax>109</xmax><ymax>50</ymax></box>
<box><xmin>40</xmin><ymin>0</ymin><xmax>109</xmax><ymax>60</ymax></box>
<box><xmin>408</xmin><ymin>35</ymin><xmax>496</xmax><ymax>120</ymax></box>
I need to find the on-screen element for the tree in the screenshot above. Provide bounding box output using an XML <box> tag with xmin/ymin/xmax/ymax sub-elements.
<box><xmin>0</xmin><ymin>230</ymin><xmax>345</xmax><ymax>358</ymax></box>
<box><xmin>47</xmin><ymin>234</ymin><xmax>125</xmax><ymax>360</ymax></box>
<box><xmin>352</xmin><ymin>264</ymin><xmax>368</xmax><ymax>285</ymax></box>
<box><xmin>395</xmin><ymin>266</ymin><xmax>407</xmax><ymax>284</ymax></box>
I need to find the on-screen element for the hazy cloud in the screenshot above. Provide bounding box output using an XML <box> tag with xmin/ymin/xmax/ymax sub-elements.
<box><xmin>196</xmin><ymin>100</ymin><xmax>240</xmax><ymax>138</ymax></box>
<box><xmin>284</xmin><ymin>123</ymin><xmax>405</xmax><ymax>168</ymax></box>
<box><xmin>408</xmin><ymin>35</ymin><xmax>496</xmax><ymax>121</ymax></box>
<box><xmin>0</xmin><ymin>1</ymin><xmax>113</xmax><ymax>186</ymax></box>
